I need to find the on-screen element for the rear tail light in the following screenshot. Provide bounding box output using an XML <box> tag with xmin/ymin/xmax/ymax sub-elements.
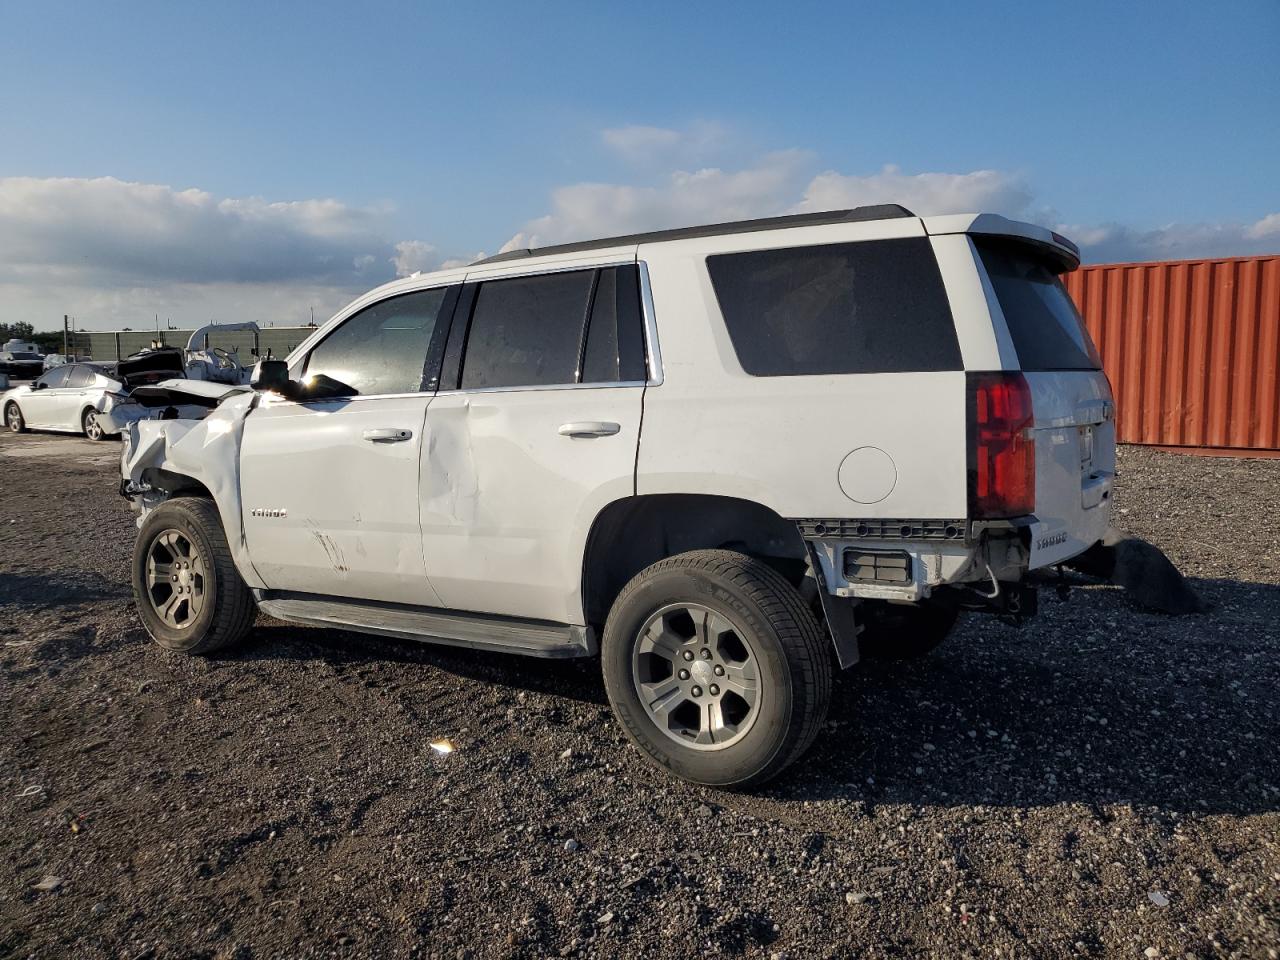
<box><xmin>967</xmin><ymin>372</ymin><xmax>1035</xmax><ymax>518</ymax></box>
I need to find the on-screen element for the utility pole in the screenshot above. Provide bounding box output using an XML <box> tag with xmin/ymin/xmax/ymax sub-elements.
<box><xmin>63</xmin><ymin>315</ymin><xmax>69</xmax><ymax>356</ymax></box>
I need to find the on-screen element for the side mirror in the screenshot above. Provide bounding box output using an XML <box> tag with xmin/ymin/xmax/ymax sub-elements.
<box><xmin>33</xmin><ymin>381</ymin><xmax>47</xmax><ymax>391</ymax></box>
<box><xmin>250</xmin><ymin>358</ymin><xmax>290</xmax><ymax>392</ymax></box>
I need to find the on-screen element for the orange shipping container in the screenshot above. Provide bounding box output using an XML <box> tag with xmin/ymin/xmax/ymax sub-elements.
<box><xmin>1061</xmin><ymin>254</ymin><xmax>1280</xmax><ymax>456</ymax></box>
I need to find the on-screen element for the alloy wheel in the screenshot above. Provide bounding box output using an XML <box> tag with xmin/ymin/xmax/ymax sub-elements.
<box><xmin>144</xmin><ymin>529</ymin><xmax>207</xmax><ymax>629</ymax></box>
<box><xmin>631</xmin><ymin>603</ymin><xmax>761</xmax><ymax>751</ymax></box>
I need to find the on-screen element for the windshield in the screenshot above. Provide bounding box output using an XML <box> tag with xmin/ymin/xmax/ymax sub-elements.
<box><xmin>976</xmin><ymin>239</ymin><xmax>1102</xmax><ymax>371</ymax></box>
<box><xmin>5</xmin><ymin>352</ymin><xmax>41</xmax><ymax>361</ymax></box>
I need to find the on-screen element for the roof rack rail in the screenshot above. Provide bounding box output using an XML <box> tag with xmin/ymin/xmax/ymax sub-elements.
<box><xmin>475</xmin><ymin>204</ymin><xmax>916</xmax><ymax>265</ymax></box>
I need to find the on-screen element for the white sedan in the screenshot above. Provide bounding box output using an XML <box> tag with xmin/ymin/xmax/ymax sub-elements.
<box><xmin>3</xmin><ymin>362</ymin><xmax>132</xmax><ymax>440</ymax></box>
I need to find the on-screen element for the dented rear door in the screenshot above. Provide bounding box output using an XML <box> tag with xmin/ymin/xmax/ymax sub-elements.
<box><xmin>419</xmin><ymin>263</ymin><xmax>646</xmax><ymax>626</ymax></box>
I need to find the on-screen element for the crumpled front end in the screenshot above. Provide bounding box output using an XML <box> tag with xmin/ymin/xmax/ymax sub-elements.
<box><xmin>120</xmin><ymin>391</ymin><xmax>264</xmax><ymax>588</ymax></box>
<box><xmin>103</xmin><ymin>378</ymin><xmax>248</xmax><ymax>436</ymax></box>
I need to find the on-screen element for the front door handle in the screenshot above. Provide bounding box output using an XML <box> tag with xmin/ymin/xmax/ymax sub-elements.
<box><xmin>558</xmin><ymin>421</ymin><xmax>621</xmax><ymax>438</ymax></box>
<box><xmin>363</xmin><ymin>427</ymin><xmax>413</xmax><ymax>443</ymax></box>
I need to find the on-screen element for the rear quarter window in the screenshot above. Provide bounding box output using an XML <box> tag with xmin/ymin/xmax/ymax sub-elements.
<box><xmin>976</xmin><ymin>239</ymin><xmax>1101</xmax><ymax>371</ymax></box>
<box><xmin>706</xmin><ymin>237</ymin><xmax>961</xmax><ymax>376</ymax></box>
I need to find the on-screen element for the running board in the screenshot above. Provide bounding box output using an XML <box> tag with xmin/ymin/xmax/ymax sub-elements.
<box><xmin>254</xmin><ymin>591</ymin><xmax>596</xmax><ymax>659</ymax></box>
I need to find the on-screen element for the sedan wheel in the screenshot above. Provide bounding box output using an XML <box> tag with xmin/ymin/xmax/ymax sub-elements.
<box><xmin>83</xmin><ymin>409</ymin><xmax>106</xmax><ymax>441</ymax></box>
<box><xmin>5</xmin><ymin>403</ymin><xmax>25</xmax><ymax>433</ymax></box>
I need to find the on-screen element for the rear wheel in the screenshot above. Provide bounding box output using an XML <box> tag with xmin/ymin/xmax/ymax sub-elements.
<box><xmin>602</xmin><ymin>550</ymin><xmax>831</xmax><ymax>788</ymax></box>
<box><xmin>5</xmin><ymin>402</ymin><xmax>26</xmax><ymax>433</ymax></box>
<box><xmin>131</xmin><ymin>497</ymin><xmax>257</xmax><ymax>654</ymax></box>
<box><xmin>82</xmin><ymin>408</ymin><xmax>107</xmax><ymax>441</ymax></box>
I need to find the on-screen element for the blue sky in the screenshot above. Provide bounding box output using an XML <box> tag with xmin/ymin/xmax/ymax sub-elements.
<box><xmin>1</xmin><ymin>0</ymin><xmax>1277</xmax><ymax>329</ymax></box>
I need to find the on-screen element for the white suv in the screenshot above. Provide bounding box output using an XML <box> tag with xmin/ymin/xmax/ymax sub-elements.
<box><xmin>120</xmin><ymin>205</ymin><xmax>1114</xmax><ymax>786</ymax></box>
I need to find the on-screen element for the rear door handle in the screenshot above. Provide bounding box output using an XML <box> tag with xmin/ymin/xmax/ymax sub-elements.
<box><xmin>558</xmin><ymin>421</ymin><xmax>621</xmax><ymax>438</ymax></box>
<box><xmin>363</xmin><ymin>427</ymin><xmax>413</xmax><ymax>443</ymax></box>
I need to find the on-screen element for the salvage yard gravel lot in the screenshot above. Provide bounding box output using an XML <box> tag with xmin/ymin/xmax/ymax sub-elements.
<box><xmin>1</xmin><ymin>431</ymin><xmax>1277</xmax><ymax>959</ymax></box>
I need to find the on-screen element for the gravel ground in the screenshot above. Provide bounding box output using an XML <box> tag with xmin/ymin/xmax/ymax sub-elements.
<box><xmin>1</xmin><ymin>434</ymin><xmax>1277</xmax><ymax>959</ymax></box>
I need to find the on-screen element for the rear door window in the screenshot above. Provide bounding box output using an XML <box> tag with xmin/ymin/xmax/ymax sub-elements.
<box><xmin>707</xmin><ymin>237</ymin><xmax>961</xmax><ymax>376</ymax></box>
<box><xmin>65</xmin><ymin>365</ymin><xmax>95</xmax><ymax>389</ymax></box>
<box><xmin>975</xmin><ymin>239</ymin><xmax>1101</xmax><ymax>371</ymax></box>
<box><xmin>305</xmin><ymin>287</ymin><xmax>451</xmax><ymax>396</ymax></box>
<box><xmin>461</xmin><ymin>269</ymin><xmax>595</xmax><ymax>389</ymax></box>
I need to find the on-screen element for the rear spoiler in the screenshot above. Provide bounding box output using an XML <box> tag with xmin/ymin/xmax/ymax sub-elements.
<box><xmin>924</xmin><ymin>213</ymin><xmax>1080</xmax><ymax>273</ymax></box>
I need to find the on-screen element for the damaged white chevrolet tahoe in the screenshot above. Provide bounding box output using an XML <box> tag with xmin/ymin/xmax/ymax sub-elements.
<box><xmin>120</xmin><ymin>205</ymin><xmax>1114</xmax><ymax>787</ymax></box>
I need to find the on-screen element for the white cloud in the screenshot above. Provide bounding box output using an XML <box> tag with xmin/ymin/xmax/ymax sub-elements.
<box><xmin>391</xmin><ymin>240</ymin><xmax>439</xmax><ymax>277</ymax></box>
<box><xmin>1055</xmin><ymin>215</ymin><xmax>1280</xmax><ymax>263</ymax></box>
<box><xmin>502</xmin><ymin>150</ymin><xmax>811</xmax><ymax>250</ymax></box>
<box><xmin>601</xmin><ymin>121</ymin><xmax>729</xmax><ymax>167</ymax></box>
<box><xmin>0</xmin><ymin>176</ymin><xmax>398</xmax><ymax>287</ymax></box>
<box><xmin>1246</xmin><ymin>212</ymin><xmax>1280</xmax><ymax>240</ymax></box>
<box><xmin>791</xmin><ymin>165</ymin><xmax>1035</xmax><ymax>220</ymax></box>
<box><xmin>0</xmin><ymin>176</ymin><xmax>471</xmax><ymax>329</ymax></box>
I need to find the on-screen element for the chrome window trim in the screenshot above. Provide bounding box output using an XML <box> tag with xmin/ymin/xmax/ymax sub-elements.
<box><xmin>638</xmin><ymin>260</ymin><xmax>663</xmax><ymax>386</ymax></box>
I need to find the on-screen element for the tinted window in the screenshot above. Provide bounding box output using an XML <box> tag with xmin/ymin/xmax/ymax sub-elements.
<box><xmin>976</xmin><ymin>240</ymin><xmax>1101</xmax><ymax>371</ymax></box>
<box><xmin>707</xmin><ymin>238</ymin><xmax>961</xmax><ymax>376</ymax></box>
<box><xmin>580</xmin><ymin>265</ymin><xmax>647</xmax><ymax>384</ymax></box>
<box><xmin>461</xmin><ymin>270</ymin><xmax>594</xmax><ymax>389</ymax></box>
<box><xmin>37</xmin><ymin>367</ymin><xmax>70</xmax><ymax>388</ymax></box>
<box><xmin>306</xmin><ymin>287</ymin><xmax>448</xmax><ymax>396</ymax></box>
<box><xmin>65</xmin><ymin>365</ymin><xmax>96</xmax><ymax>389</ymax></box>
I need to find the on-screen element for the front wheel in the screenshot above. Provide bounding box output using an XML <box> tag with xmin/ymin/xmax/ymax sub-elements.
<box><xmin>602</xmin><ymin>550</ymin><xmax>831</xmax><ymax>788</ymax></box>
<box><xmin>5</xmin><ymin>402</ymin><xmax>26</xmax><ymax>433</ymax></box>
<box><xmin>131</xmin><ymin>497</ymin><xmax>258</xmax><ymax>654</ymax></box>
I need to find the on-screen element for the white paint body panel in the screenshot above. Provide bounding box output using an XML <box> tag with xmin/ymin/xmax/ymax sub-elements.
<box><xmin>634</xmin><ymin>224</ymin><xmax>971</xmax><ymax>520</ymax></box>
<box><xmin>1023</xmin><ymin>371</ymin><xmax>1116</xmax><ymax>568</ymax></box>
<box><xmin>420</xmin><ymin>385</ymin><xmax>642</xmax><ymax>624</ymax></box>
<box><xmin>239</xmin><ymin>394</ymin><xmax>443</xmax><ymax>606</ymax></box>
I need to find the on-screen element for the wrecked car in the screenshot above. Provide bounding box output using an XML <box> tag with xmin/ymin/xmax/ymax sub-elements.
<box><xmin>4</xmin><ymin>361</ymin><xmax>152</xmax><ymax>440</ymax></box>
<box><xmin>4</xmin><ymin>351</ymin><xmax>242</xmax><ymax>440</ymax></box>
<box><xmin>120</xmin><ymin>205</ymin><xmax>1116</xmax><ymax>787</ymax></box>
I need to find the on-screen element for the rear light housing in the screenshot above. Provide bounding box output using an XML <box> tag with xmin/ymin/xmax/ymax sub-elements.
<box><xmin>967</xmin><ymin>372</ymin><xmax>1035</xmax><ymax>518</ymax></box>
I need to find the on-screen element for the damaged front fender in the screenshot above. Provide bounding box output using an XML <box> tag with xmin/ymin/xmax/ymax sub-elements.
<box><xmin>120</xmin><ymin>391</ymin><xmax>265</xmax><ymax>589</ymax></box>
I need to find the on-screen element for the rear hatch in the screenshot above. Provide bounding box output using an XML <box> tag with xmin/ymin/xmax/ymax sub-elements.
<box><xmin>975</xmin><ymin>238</ymin><xmax>1115</xmax><ymax>568</ymax></box>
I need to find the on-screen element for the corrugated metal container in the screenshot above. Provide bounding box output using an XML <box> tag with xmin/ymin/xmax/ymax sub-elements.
<box><xmin>1062</xmin><ymin>254</ymin><xmax>1280</xmax><ymax>456</ymax></box>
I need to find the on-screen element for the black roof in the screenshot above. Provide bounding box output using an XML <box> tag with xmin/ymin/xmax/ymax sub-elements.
<box><xmin>475</xmin><ymin>204</ymin><xmax>916</xmax><ymax>265</ymax></box>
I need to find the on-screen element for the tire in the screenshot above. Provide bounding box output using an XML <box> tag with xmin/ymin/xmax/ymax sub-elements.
<box><xmin>601</xmin><ymin>549</ymin><xmax>831</xmax><ymax>788</ymax></box>
<box><xmin>5</xmin><ymin>402</ymin><xmax>26</xmax><ymax>433</ymax></box>
<box><xmin>131</xmin><ymin>497</ymin><xmax>257</xmax><ymax>654</ymax></box>
<box><xmin>857</xmin><ymin>598</ymin><xmax>959</xmax><ymax>660</ymax></box>
<box><xmin>82</xmin><ymin>407</ymin><xmax>108</xmax><ymax>441</ymax></box>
